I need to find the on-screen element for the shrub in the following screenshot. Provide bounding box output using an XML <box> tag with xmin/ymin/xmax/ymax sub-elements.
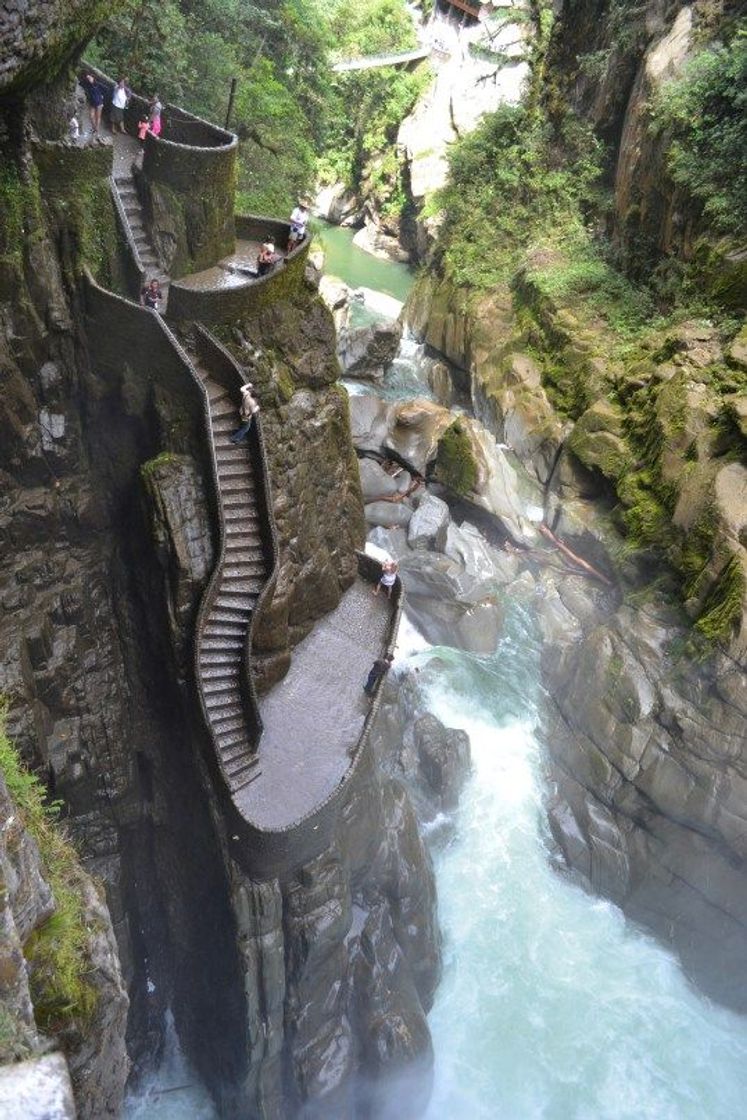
<box><xmin>0</xmin><ymin>706</ymin><xmax>98</xmax><ymax>1037</ymax></box>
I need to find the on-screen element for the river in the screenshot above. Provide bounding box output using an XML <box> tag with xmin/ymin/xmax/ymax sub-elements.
<box><xmin>124</xmin><ymin>229</ymin><xmax>747</xmax><ymax>1119</ymax></box>
<box><xmin>333</xmin><ymin>230</ymin><xmax>747</xmax><ymax>1119</ymax></box>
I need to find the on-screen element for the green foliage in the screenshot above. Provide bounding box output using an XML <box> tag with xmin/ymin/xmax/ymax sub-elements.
<box><xmin>694</xmin><ymin>555</ymin><xmax>745</xmax><ymax>643</ymax></box>
<box><xmin>321</xmin><ymin>0</ymin><xmax>428</xmax><ymax>201</ymax></box>
<box><xmin>650</xmin><ymin>24</ymin><xmax>747</xmax><ymax>239</ymax></box>
<box><xmin>434</xmin><ymin>421</ymin><xmax>478</xmax><ymax>496</ymax></box>
<box><xmin>433</xmin><ymin>103</ymin><xmax>605</xmax><ymax>290</ymax></box>
<box><xmin>0</xmin><ymin>706</ymin><xmax>98</xmax><ymax>1037</ymax></box>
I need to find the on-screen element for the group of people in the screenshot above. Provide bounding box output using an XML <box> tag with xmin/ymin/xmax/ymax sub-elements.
<box><xmin>76</xmin><ymin>73</ymin><xmax>161</xmax><ymax>142</ymax></box>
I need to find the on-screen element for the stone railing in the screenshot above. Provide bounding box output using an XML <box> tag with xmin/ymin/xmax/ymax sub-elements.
<box><xmin>84</xmin><ymin>64</ymin><xmax>237</xmax><ymax>272</ymax></box>
<box><xmin>166</xmin><ymin>220</ymin><xmax>310</xmax><ymax>324</ymax></box>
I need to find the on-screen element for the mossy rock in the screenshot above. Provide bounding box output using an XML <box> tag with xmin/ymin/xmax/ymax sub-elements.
<box><xmin>433</xmin><ymin>420</ymin><xmax>479</xmax><ymax>496</ymax></box>
<box><xmin>567</xmin><ymin>400</ymin><xmax>633</xmax><ymax>482</ymax></box>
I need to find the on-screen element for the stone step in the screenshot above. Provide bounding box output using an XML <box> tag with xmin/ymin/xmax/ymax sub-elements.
<box><xmin>211</xmin><ymin>715</ymin><xmax>246</xmax><ymax>736</ymax></box>
<box><xmin>219</xmin><ymin>728</ymin><xmax>252</xmax><ymax>751</ymax></box>
<box><xmin>215</xmin><ymin>446</ymin><xmax>248</xmax><ymax>462</ymax></box>
<box><xmin>221</xmin><ymin>740</ymin><xmax>251</xmax><ymax>764</ymax></box>
<box><xmin>207</xmin><ymin>385</ymin><xmax>231</xmax><ymax>404</ymax></box>
<box><xmin>223</xmin><ymin>546</ymin><xmax>264</xmax><ymax>564</ymax></box>
<box><xmin>205</xmin><ymin>692</ymin><xmax>242</xmax><ymax>715</ymax></box>
<box><xmin>203</xmin><ymin>621</ymin><xmax>246</xmax><ymax>640</ymax></box>
<box><xmin>232</xmin><ymin>767</ymin><xmax>262</xmax><ymax>794</ymax></box>
<box><xmin>200</xmin><ymin>665</ymin><xmax>240</xmax><ymax>681</ymax></box>
<box><xmin>225</xmin><ymin>754</ymin><xmax>260</xmax><ymax>781</ymax></box>
<box><xmin>199</xmin><ymin>650</ymin><xmax>242</xmax><ymax>666</ymax></box>
<box><xmin>215</xmin><ymin>591</ymin><xmax>254</xmax><ymax>610</ymax></box>
<box><xmin>202</xmin><ymin>681</ymin><xmax>237</xmax><ymax>699</ymax></box>
<box><xmin>200</xmin><ymin>636</ymin><xmax>243</xmax><ymax>652</ymax></box>
<box><xmin>223</xmin><ymin>564</ymin><xmax>265</xmax><ymax>581</ymax></box>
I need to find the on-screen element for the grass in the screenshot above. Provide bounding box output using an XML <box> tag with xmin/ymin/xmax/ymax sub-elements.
<box><xmin>0</xmin><ymin>705</ymin><xmax>98</xmax><ymax>1039</ymax></box>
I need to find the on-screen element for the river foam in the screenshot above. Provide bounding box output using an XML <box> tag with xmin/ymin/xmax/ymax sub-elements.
<box><xmin>404</xmin><ymin>609</ymin><xmax>747</xmax><ymax>1120</ymax></box>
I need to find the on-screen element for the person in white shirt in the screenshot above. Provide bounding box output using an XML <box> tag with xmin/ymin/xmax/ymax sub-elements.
<box><xmin>288</xmin><ymin>200</ymin><xmax>309</xmax><ymax>250</ymax></box>
<box><xmin>111</xmin><ymin>78</ymin><xmax>130</xmax><ymax>134</ymax></box>
<box><xmin>230</xmin><ymin>383</ymin><xmax>260</xmax><ymax>444</ymax></box>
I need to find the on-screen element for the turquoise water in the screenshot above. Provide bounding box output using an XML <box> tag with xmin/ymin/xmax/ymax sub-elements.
<box><xmin>393</xmin><ymin>611</ymin><xmax>747</xmax><ymax>1120</ymax></box>
<box><xmin>314</xmin><ymin>220</ymin><xmax>415</xmax><ymax>302</ymax></box>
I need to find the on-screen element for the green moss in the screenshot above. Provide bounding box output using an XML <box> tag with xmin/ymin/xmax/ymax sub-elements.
<box><xmin>0</xmin><ymin>1004</ymin><xmax>34</xmax><ymax>1066</ymax></box>
<box><xmin>694</xmin><ymin>555</ymin><xmax>745</xmax><ymax>642</ymax></box>
<box><xmin>433</xmin><ymin>420</ymin><xmax>478</xmax><ymax>496</ymax></box>
<box><xmin>0</xmin><ymin>705</ymin><xmax>98</xmax><ymax>1037</ymax></box>
<box><xmin>617</xmin><ymin>470</ymin><xmax>672</xmax><ymax>550</ymax></box>
<box><xmin>140</xmin><ymin>451</ymin><xmax>179</xmax><ymax>478</ymax></box>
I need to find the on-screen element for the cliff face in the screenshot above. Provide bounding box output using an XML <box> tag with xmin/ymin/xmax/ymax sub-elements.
<box><xmin>1</xmin><ymin>9</ymin><xmax>441</xmax><ymax>1117</ymax></box>
<box><xmin>405</xmin><ymin>0</ymin><xmax>747</xmax><ymax>1011</ymax></box>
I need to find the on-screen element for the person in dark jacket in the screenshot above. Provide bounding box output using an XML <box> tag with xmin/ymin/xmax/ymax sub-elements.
<box><xmin>364</xmin><ymin>655</ymin><xmax>394</xmax><ymax>696</ymax></box>
<box><xmin>80</xmin><ymin>73</ymin><xmax>105</xmax><ymax>134</ymax></box>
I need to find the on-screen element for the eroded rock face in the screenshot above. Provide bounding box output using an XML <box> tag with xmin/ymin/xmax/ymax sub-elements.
<box><xmin>233</xmin><ymin>765</ymin><xmax>440</xmax><ymax>1119</ymax></box>
<box><xmin>542</xmin><ymin>601</ymin><xmax>747</xmax><ymax>1012</ymax></box>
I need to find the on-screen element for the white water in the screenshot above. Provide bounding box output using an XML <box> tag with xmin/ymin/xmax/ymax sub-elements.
<box><xmin>396</xmin><ymin>607</ymin><xmax>747</xmax><ymax>1120</ymax></box>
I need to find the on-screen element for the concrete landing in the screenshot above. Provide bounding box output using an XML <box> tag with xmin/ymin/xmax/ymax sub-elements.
<box><xmin>235</xmin><ymin>577</ymin><xmax>393</xmax><ymax>829</ymax></box>
<box><xmin>177</xmin><ymin>240</ymin><xmax>265</xmax><ymax>291</ymax></box>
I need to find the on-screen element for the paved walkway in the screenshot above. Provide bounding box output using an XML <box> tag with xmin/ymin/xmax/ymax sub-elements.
<box><xmin>235</xmin><ymin>578</ymin><xmax>394</xmax><ymax>829</ymax></box>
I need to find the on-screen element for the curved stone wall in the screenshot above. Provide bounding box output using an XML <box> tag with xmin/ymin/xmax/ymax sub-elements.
<box><xmin>233</xmin><ymin>554</ymin><xmax>403</xmax><ymax>881</ymax></box>
<box><xmin>85</xmin><ymin>65</ymin><xmax>237</xmax><ymax>275</ymax></box>
<box><xmin>166</xmin><ymin>227</ymin><xmax>310</xmax><ymax>324</ymax></box>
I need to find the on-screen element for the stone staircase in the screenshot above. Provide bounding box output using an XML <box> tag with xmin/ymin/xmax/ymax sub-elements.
<box><xmin>190</xmin><ymin>346</ymin><xmax>267</xmax><ymax>794</ymax></box>
<box><xmin>113</xmin><ymin>169</ymin><xmax>170</xmax><ymax>307</ymax></box>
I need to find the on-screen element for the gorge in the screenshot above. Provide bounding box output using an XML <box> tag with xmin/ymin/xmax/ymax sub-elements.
<box><xmin>1</xmin><ymin>1</ymin><xmax>746</xmax><ymax>1119</ymax></box>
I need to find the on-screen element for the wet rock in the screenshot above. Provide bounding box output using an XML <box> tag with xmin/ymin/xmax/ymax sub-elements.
<box><xmin>427</xmin><ymin>362</ymin><xmax>453</xmax><ymax>407</ymax></box>
<box><xmin>353</xmin><ymin>222</ymin><xmax>410</xmax><ymax>264</ymax></box>
<box><xmin>407</xmin><ymin>493</ymin><xmax>450</xmax><ymax>551</ymax></box>
<box><xmin>359</xmin><ymin>458</ymin><xmax>402</xmax><ymax>502</ymax></box>
<box><xmin>371</xmin><ymin>668</ymin><xmax>472</xmax><ymax>823</ymax></box>
<box><xmin>365</xmin><ymin>501</ymin><xmax>413</xmax><ymax>529</ymax></box>
<box><xmin>0</xmin><ymin>1053</ymin><xmax>76</xmax><ymax>1120</ymax></box>
<box><xmin>313</xmin><ymin>183</ymin><xmax>360</xmax><ymax>226</ymax></box>
<box><xmin>339</xmin><ymin>318</ymin><xmax>402</xmax><ymax>380</ymax></box>
<box><xmin>542</xmin><ymin>605</ymin><xmax>747</xmax><ymax>1012</ymax></box>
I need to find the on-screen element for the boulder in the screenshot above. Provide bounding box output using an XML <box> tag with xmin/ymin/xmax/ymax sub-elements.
<box><xmin>407</xmin><ymin>493</ymin><xmax>450</xmax><ymax>551</ymax></box>
<box><xmin>339</xmin><ymin>318</ymin><xmax>403</xmax><ymax>380</ymax></box>
<box><xmin>385</xmin><ymin>400</ymin><xmax>454</xmax><ymax>475</ymax></box>
<box><xmin>349</xmin><ymin>395</ymin><xmax>394</xmax><ymax>455</ymax></box>
<box><xmin>314</xmin><ymin>182</ymin><xmax>360</xmax><ymax>225</ymax></box>
<box><xmin>353</xmin><ymin>221</ymin><xmax>410</xmax><ymax>263</ymax></box>
<box><xmin>567</xmin><ymin>400</ymin><xmax>633</xmax><ymax>483</ymax></box>
<box><xmin>428</xmin><ymin>362</ymin><xmax>453</xmax><ymax>407</ymax></box>
<box><xmin>359</xmin><ymin>457</ymin><xmax>401</xmax><ymax>502</ymax></box>
<box><xmin>365</xmin><ymin>501</ymin><xmax>413</xmax><ymax>529</ymax></box>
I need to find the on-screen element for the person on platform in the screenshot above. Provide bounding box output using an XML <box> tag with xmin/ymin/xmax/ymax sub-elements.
<box><xmin>373</xmin><ymin>558</ymin><xmax>398</xmax><ymax>599</ymax></box>
<box><xmin>110</xmin><ymin>78</ymin><xmax>131</xmax><ymax>134</ymax></box>
<box><xmin>230</xmin><ymin>383</ymin><xmax>261</xmax><ymax>444</ymax></box>
<box><xmin>148</xmin><ymin>95</ymin><xmax>163</xmax><ymax>137</ymax></box>
<box><xmin>80</xmin><ymin>73</ymin><xmax>105</xmax><ymax>134</ymax></box>
<box><xmin>288</xmin><ymin>199</ymin><xmax>310</xmax><ymax>250</ymax></box>
<box><xmin>257</xmin><ymin>242</ymin><xmax>279</xmax><ymax>276</ymax></box>
<box><xmin>363</xmin><ymin>655</ymin><xmax>394</xmax><ymax>696</ymax></box>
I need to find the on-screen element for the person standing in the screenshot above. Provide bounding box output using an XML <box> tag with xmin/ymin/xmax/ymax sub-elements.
<box><xmin>373</xmin><ymin>558</ymin><xmax>398</xmax><ymax>599</ymax></box>
<box><xmin>288</xmin><ymin>199</ymin><xmax>310</xmax><ymax>250</ymax></box>
<box><xmin>230</xmin><ymin>383</ymin><xmax>260</xmax><ymax>444</ymax></box>
<box><xmin>148</xmin><ymin>95</ymin><xmax>163</xmax><ymax>137</ymax></box>
<box><xmin>364</xmin><ymin>655</ymin><xmax>394</xmax><ymax>696</ymax></box>
<box><xmin>111</xmin><ymin>78</ymin><xmax>130</xmax><ymax>134</ymax></box>
<box><xmin>81</xmin><ymin>73</ymin><xmax>105</xmax><ymax>134</ymax></box>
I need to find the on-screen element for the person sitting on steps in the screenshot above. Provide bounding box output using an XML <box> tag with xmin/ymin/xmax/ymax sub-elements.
<box><xmin>230</xmin><ymin>383</ymin><xmax>260</xmax><ymax>444</ymax></box>
<box><xmin>140</xmin><ymin>279</ymin><xmax>162</xmax><ymax>311</ymax></box>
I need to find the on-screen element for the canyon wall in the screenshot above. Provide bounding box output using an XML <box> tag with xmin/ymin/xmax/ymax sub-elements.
<box><xmin>405</xmin><ymin>0</ymin><xmax>747</xmax><ymax>1010</ymax></box>
<box><xmin>0</xmin><ymin>10</ymin><xmax>441</xmax><ymax>1118</ymax></box>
